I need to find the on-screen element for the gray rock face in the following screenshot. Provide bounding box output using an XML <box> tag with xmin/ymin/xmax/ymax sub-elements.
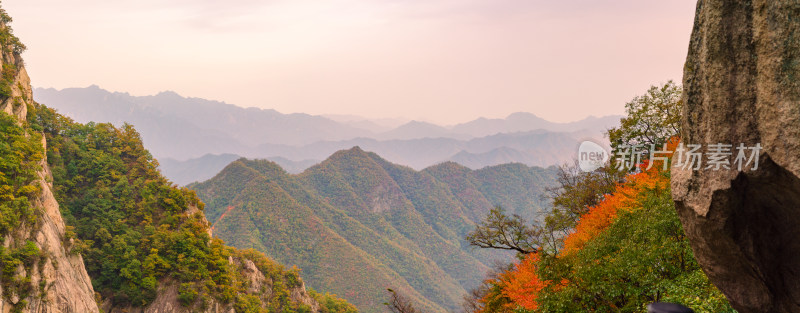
<box><xmin>673</xmin><ymin>0</ymin><xmax>800</xmax><ymax>312</ymax></box>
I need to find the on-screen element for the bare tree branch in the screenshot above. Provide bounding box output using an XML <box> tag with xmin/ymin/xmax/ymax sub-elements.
<box><xmin>385</xmin><ymin>289</ymin><xmax>419</xmax><ymax>313</ymax></box>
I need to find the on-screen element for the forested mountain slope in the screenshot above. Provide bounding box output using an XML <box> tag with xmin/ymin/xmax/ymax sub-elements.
<box><xmin>191</xmin><ymin>148</ymin><xmax>557</xmax><ymax>312</ymax></box>
<box><xmin>30</xmin><ymin>104</ymin><xmax>352</xmax><ymax>312</ymax></box>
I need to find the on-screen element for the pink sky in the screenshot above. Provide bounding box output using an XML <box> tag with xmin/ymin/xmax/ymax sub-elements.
<box><xmin>4</xmin><ymin>0</ymin><xmax>696</xmax><ymax>124</ymax></box>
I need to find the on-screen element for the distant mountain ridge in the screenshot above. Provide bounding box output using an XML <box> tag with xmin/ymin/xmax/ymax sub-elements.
<box><xmin>159</xmin><ymin>154</ymin><xmax>320</xmax><ymax>185</ymax></box>
<box><xmin>190</xmin><ymin>148</ymin><xmax>557</xmax><ymax>312</ymax></box>
<box><xmin>161</xmin><ymin>130</ymin><xmax>578</xmax><ymax>185</ymax></box>
<box><xmin>377</xmin><ymin>120</ymin><xmax>471</xmax><ymax>140</ymax></box>
<box><xmin>451</xmin><ymin>112</ymin><xmax>619</xmax><ymax>137</ymax></box>
<box><xmin>34</xmin><ymin>86</ymin><xmax>369</xmax><ymax>156</ymax></box>
<box><xmin>33</xmin><ymin>86</ymin><xmax>619</xmax><ymax>183</ymax></box>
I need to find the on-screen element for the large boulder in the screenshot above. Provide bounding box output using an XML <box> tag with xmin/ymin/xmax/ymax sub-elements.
<box><xmin>673</xmin><ymin>0</ymin><xmax>800</xmax><ymax>312</ymax></box>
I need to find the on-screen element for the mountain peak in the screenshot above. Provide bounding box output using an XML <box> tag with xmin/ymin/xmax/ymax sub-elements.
<box><xmin>404</xmin><ymin>120</ymin><xmax>436</xmax><ymax>126</ymax></box>
<box><xmin>155</xmin><ymin>90</ymin><xmax>182</xmax><ymax>98</ymax></box>
<box><xmin>423</xmin><ymin>161</ymin><xmax>472</xmax><ymax>174</ymax></box>
<box><xmin>392</xmin><ymin>120</ymin><xmax>448</xmax><ymax>131</ymax></box>
<box><xmin>505</xmin><ymin>112</ymin><xmax>549</xmax><ymax>122</ymax></box>
<box><xmin>309</xmin><ymin>147</ymin><xmax>397</xmax><ymax>178</ymax></box>
<box><xmin>506</xmin><ymin>112</ymin><xmax>538</xmax><ymax>119</ymax></box>
<box><xmin>327</xmin><ymin>146</ymin><xmax>371</xmax><ymax>161</ymax></box>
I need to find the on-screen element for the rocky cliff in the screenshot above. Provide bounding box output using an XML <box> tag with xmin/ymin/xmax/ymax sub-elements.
<box><xmin>0</xmin><ymin>18</ymin><xmax>100</xmax><ymax>313</ymax></box>
<box><xmin>673</xmin><ymin>0</ymin><xmax>800</xmax><ymax>312</ymax></box>
<box><xmin>0</xmin><ymin>23</ymin><xmax>30</xmax><ymax>123</ymax></box>
<box><xmin>0</xmin><ymin>137</ymin><xmax>100</xmax><ymax>313</ymax></box>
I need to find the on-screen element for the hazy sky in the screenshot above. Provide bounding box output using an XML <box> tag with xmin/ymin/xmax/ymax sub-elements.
<box><xmin>4</xmin><ymin>0</ymin><xmax>696</xmax><ymax>124</ymax></box>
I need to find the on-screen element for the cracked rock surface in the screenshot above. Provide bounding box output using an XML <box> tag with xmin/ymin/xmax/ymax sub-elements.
<box><xmin>674</xmin><ymin>0</ymin><xmax>800</xmax><ymax>312</ymax></box>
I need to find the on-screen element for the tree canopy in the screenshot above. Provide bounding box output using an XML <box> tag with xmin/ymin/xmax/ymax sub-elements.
<box><xmin>607</xmin><ymin>81</ymin><xmax>683</xmax><ymax>154</ymax></box>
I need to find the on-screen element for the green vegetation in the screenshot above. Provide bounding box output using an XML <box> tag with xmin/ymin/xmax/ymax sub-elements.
<box><xmin>462</xmin><ymin>82</ymin><xmax>731</xmax><ymax>312</ymax></box>
<box><xmin>309</xmin><ymin>288</ymin><xmax>359</xmax><ymax>313</ymax></box>
<box><xmin>0</xmin><ymin>62</ymin><xmax>16</xmax><ymax>99</ymax></box>
<box><xmin>0</xmin><ymin>5</ymin><xmax>25</xmax><ymax>99</ymax></box>
<box><xmin>34</xmin><ymin>104</ymin><xmax>214</xmax><ymax>306</ymax></box>
<box><xmin>0</xmin><ymin>7</ymin><xmax>46</xmax><ymax>310</ymax></box>
<box><xmin>0</xmin><ymin>5</ymin><xmax>25</xmax><ymax>55</ymax></box>
<box><xmin>464</xmin><ymin>164</ymin><xmax>733</xmax><ymax>312</ymax></box>
<box><xmin>534</xmin><ymin>171</ymin><xmax>732</xmax><ymax>312</ymax></box>
<box><xmin>0</xmin><ymin>241</ymin><xmax>45</xmax><ymax>313</ymax></box>
<box><xmin>0</xmin><ymin>112</ymin><xmax>42</xmax><ymax>237</ymax></box>
<box><xmin>190</xmin><ymin>149</ymin><xmax>557</xmax><ymax>313</ymax></box>
<box><xmin>606</xmin><ymin>81</ymin><xmax>682</xmax><ymax>153</ymax></box>
<box><xmin>0</xmin><ymin>111</ymin><xmax>44</xmax><ymax>308</ymax></box>
<box><xmin>466</xmin><ymin>163</ymin><xmax>624</xmax><ymax>256</ymax></box>
<box><xmin>18</xmin><ymin>103</ymin><xmax>353</xmax><ymax>311</ymax></box>
<box><xmin>194</xmin><ymin>158</ymin><xmax>445</xmax><ymax>312</ymax></box>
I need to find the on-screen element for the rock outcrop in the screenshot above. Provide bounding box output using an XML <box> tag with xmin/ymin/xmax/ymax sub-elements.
<box><xmin>0</xmin><ymin>19</ymin><xmax>100</xmax><ymax>313</ymax></box>
<box><xmin>0</xmin><ymin>138</ymin><xmax>101</xmax><ymax>313</ymax></box>
<box><xmin>0</xmin><ymin>25</ymin><xmax>30</xmax><ymax>124</ymax></box>
<box><xmin>673</xmin><ymin>1</ymin><xmax>800</xmax><ymax>312</ymax></box>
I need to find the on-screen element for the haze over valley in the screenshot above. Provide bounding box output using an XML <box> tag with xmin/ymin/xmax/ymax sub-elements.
<box><xmin>35</xmin><ymin>86</ymin><xmax>619</xmax><ymax>185</ymax></box>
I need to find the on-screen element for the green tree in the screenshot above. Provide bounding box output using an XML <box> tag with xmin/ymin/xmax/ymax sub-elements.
<box><xmin>309</xmin><ymin>288</ymin><xmax>359</xmax><ymax>313</ymax></box>
<box><xmin>606</xmin><ymin>81</ymin><xmax>682</xmax><ymax>153</ymax></box>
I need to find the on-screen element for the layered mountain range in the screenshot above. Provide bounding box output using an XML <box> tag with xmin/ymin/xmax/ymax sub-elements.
<box><xmin>27</xmin><ymin>83</ymin><xmax>572</xmax><ymax>312</ymax></box>
<box><xmin>0</xmin><ymin>8</ymin><xmax>352</xmax><ymax>313</ymax></box>
<box><xmin>190</xmin><ymin>148</ymin><xmax>557</xmax><ymax>312</ymax></box>
<box><xmin>33</xmin><ymin>86</ymin><xmax>618</xmax><ymax>185</ymax></box>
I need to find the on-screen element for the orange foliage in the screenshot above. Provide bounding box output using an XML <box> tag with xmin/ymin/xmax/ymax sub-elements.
<box><xmin>500</xmin><ymin>253</ymin><xmax>548</xmax><ymax>310</ymax></box>
<box><xmin>482</xmin><ymin>168</ymin><xmax>670</xmax><ymax>311</ymax></box>
<box><xmin>485</xmin><ymin>137</ymin><xmax>679</xmax><ymax>310</ymax></box>
<box><xmin>561</xmin><ymin>161</ymin><xmax>671</xmax><ymax>255</ymax></box>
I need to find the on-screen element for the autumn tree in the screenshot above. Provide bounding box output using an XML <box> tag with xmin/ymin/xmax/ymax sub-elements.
<box><xmin>536</xmin><ymin>161</ymin><xmax>627</xmax><ymax>252</ymax></box>
<box><xmin>463</xmin><ymin>81</ymin><xmax>735</xmax><ymax>312</ymax></box>
<box><xmin>468</xmin><ymin>163</ymin><xmax>734</xmax><ymax>312</ymax></box>
<box><xmin>461</xmin><ymin>262</ymin><xmax>516</xmax><ymax>313</ymax></box>
<box><xmin>535</xmin><ymin>169</ymin><xmax>733</xmax><ymax>312</ymax></box>
<box><xmin>499</xmin><ymin>253</ymin><xmax>548</xmax><ymax>311</ymax></box>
